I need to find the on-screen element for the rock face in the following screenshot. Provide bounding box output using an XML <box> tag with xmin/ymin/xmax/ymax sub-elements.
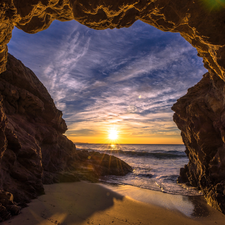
<box><xmin>0</xmin><ymin>54</ymin><xmax>132</xmax><ymax>221</ymax></box>
<box><xmin>1</xmin><ymin>0</ymin><xmax>225</xmax><ymax>215</ymax></box>
<box><xmin>0</xmin><ymin>53</ymin><xmax>74</xmax><ymax>202</ymax></box>
<box><xmin>0</xmin><ymin>0</ymin><xmax>225</xmax><ymax>80</ymax></box>
<box><xmin>172</xmin><ymin>70</ymin><xmax>225</xmax><ymax>213</ymax></box>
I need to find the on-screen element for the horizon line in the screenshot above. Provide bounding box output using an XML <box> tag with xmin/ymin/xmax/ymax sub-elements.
<box><xmin>74</xmin><ymin>142</ymin><xmax>184</xmax><ymax>145</ymax></box>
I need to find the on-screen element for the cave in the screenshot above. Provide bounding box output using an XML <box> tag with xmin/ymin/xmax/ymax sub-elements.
<box><xmin>1</xmin><ymin>0</ymin><xmax>225</xmax><ymax>217</ymax></box>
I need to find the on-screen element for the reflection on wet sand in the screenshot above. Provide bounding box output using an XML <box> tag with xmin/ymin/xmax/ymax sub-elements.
<box><xmin>102</xmin><ymin>183</ymin><xmax>223</xmax><ymax>219</ymax></box>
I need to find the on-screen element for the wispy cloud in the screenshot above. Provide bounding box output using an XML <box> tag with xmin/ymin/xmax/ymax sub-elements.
<box><xmin>8</xmin><ymin>20</ymin><xmax>207</xmax><ymax>143</ymax></box>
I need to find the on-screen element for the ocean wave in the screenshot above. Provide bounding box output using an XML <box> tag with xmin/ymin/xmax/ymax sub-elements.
<box><xmin>138</xmin><ymin>173</ymin><xmax>153</xmax><ymax>178</ymax></box>
<box><xmin>157</xmin><ymin>174</ymin><xmax>179</xmax><ymax>182</ymax></box>
<box><xmin>76</xmin><ymin>147</ymin><xmax>187</xmax><ymax>159</ymax></box>
<box><xmin>101</xmin><ymin>149</ymin><xmax>187</xmax><ymax>159</ymax></box>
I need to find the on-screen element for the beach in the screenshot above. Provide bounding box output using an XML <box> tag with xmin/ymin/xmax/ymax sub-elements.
<box><xmin>3</xmin><ymin>181</ymin><xmax>225</xmax><ymax>225</ymax></box>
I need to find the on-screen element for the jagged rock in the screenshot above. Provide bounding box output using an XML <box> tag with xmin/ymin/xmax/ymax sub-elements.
<box><xmin>0</xmin><ymin>54</ymin><xmax>132</xmax><ymax>221</ymax></box>
<box><xmin>172</xmin><ymin>70</ymin><xmax>225</xmax><ymax>213</ymax></box>
<box><xmin>0</xmin><ymin>190</ymin><xmax>21</xmax><ymax>221</ymax></box>
<box><xmin>0</xmin><ymin>0</ymin><xmax>225</xmax><ymax>80</ymax></box>
<box><xmin>0</xmin><ymin>53</ymin><xmax>73</xmax><ymax>204</ymax></box>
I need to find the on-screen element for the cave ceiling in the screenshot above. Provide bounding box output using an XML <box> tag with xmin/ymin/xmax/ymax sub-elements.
<box><xmin>0</xmin><ymin>0</ymin><xmax>225</xmax><ymax>80</ymax></box>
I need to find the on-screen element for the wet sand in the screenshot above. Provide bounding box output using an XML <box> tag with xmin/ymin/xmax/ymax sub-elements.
<box><xmin>2</xmin><ymin>181</ymin><xmax>225</xmax><ymax>225</ymax></box>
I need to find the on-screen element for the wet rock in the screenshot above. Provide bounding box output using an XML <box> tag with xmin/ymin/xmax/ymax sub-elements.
<box><xmin>75</xmin><ymin>150</ymin><xmax>133</xmax><ymax>177</ymax></box>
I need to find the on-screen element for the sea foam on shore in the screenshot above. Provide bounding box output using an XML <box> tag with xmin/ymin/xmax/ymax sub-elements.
<box><xmin>76</xmin><ymin>143</ymin><xmax>199</xmax><ymax>196</ymax></box>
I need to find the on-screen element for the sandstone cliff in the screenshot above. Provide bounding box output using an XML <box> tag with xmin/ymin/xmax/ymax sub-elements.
<box><xmin>0</xmin><ymin>54</ymin><xmax>132</xmax><ymax>221</ymax></box>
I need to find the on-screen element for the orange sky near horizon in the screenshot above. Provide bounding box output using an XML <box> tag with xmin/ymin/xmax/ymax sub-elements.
<box><xmin>66</xmin><ymin>133</ymin><xmax>183</xmax><ymax>145</ymax></box>
<box><xmin>65</xmin><ymin>116</ymin><xmax>184</xmax><ymax>145</ymax></box>
<box><xmin>65</xmin><ymin>114</ymin><xmax>184</xmax><ymax>145</ymax></box>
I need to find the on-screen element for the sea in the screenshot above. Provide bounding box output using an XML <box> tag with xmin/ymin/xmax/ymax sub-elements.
<box><xmin>75</xmin><ymin>143</ymin><xmax>201</xmax><ymax>197</ymax></box>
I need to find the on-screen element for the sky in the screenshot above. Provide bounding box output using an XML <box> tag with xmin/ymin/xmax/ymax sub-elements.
<box><xmin>8</xmin><ymin>20</ymin><xmax>207</xmax><ymax>144</ymax></box>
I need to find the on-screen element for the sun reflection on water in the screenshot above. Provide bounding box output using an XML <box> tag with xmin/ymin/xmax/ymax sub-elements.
<box><xmin>107</xmin><ymin>143</ymin><xmax>121</xmax><ymax>151</ymax></box>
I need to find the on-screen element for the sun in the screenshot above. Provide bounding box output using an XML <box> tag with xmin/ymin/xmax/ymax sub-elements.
<box><xmin>108</xmin><ymin>128</ymin><xmax>118</xmax><ymax>141</ymax></box>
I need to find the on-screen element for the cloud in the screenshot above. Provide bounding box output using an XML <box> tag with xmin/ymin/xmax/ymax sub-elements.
<box><xmin>8</xmin><ymin>20</ymin><xmax>207</xmax><ymax>143</ymax></box>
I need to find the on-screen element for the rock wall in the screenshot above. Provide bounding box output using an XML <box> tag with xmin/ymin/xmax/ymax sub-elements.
<box><xmin>0</xmin><ymin>53</ymin><xmax>74</xmax><ymax>201</ymax></box>
<box><xmin>0</xmin><ymin>54</ymin><xmax>132</xmax><ymax>221</ymax></box>
<box><xmin>172</xmin><ymin>70</ymin><xmax>225</xmax><ymax>213</ymax></box>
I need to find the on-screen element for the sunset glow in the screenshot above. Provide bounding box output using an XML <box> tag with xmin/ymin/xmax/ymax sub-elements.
<box><xmin>8</xmin><ymin>20</ymin><xmax>207</xmax><ymax>145</ymax></box>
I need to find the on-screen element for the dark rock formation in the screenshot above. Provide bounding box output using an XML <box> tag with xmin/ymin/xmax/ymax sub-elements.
<box><xmin>0</xmin><ymin>191</ymin><xmax>21</xmax><ymax>222</ymax></box>
<box><xmin>76</xmin><ymin>150</ymin><xmax>132</xmax><ymax>177</ymax></box>
<box><xmin>0</xmin><ymin>53</ymin><xmax>74</xmax><ymax>203</ymax></box>
<box><xmin>0</xmin><ymin>54</ymin><xmax>132</xmax><ymax>220</ymax></box>
<box><xmin>172</xmin><ymin>70</ymin><xmax>225</xmax><ymax>213</ymax></box>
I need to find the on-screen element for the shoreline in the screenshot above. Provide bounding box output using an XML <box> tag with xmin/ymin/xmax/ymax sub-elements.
<box><xmin>3</xmin><ymin>181</ymin><xmax>225</xmax><ymax>225</ymax></box>
<box><xmin>100</xmin><ymin>183</ymin><xmax>219</xmax><ymax>218</ymax></box>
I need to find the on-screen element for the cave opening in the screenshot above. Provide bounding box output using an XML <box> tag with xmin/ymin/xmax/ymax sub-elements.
<box><xmin>8</xmin><ymin>19</ymin><xmax>206</xmax><ymax>144</ymax></box>
<box><xmin>7</xmin><ymin>19</ymin><xmax>208</xmax><ymax>196</ymax></box>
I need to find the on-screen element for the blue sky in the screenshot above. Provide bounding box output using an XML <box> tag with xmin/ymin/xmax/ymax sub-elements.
<box><xmin>8</xmin><ymin>20</ymin><xmax>207</xmax><ymax>144</ymax></box>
